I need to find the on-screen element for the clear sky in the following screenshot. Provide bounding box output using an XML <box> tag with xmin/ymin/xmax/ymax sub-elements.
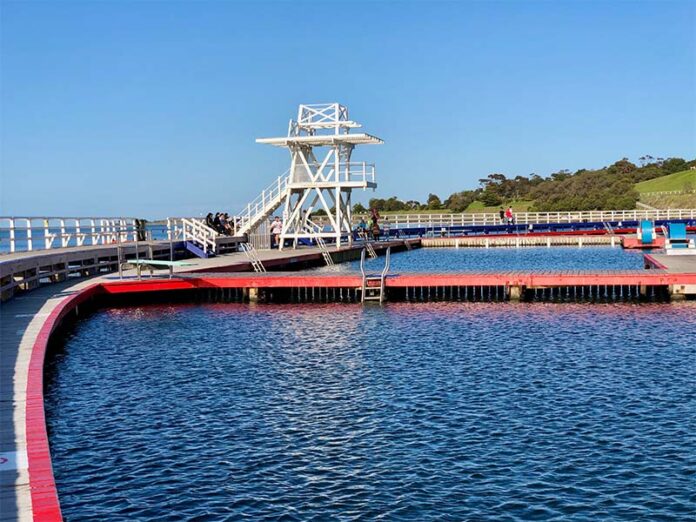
<box><xmin>1</xmin><ymin>0</ymin><xmax>694</xmax><ymax>219</ymax></box>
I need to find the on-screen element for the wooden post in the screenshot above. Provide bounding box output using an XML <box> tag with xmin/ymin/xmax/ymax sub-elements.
<box><xmin>509</xmin><ymin>285</ymin><xmax>523</xmax><ymax>301</ymax></box>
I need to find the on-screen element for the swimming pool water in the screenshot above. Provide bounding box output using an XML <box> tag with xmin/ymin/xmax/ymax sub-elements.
<box><xmin>45</xmin><ymin>302</ymin><xmax>696</xmax><ymax>521</ymax></box>
<box><xmin>315</xmin><ymin>246</ymin><xmax>647</xmax><ymax>273</ymax></box>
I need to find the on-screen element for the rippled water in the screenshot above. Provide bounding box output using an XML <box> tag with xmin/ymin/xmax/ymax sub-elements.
<box><xmin>46</xmin><ymin>302</ymin><xmax>696</xmax><ymax>521</ymax></box>
<box><xmin>315</xmin><ymin>246</ymin><xmax>647</xmax><ymax>273</ymax></box>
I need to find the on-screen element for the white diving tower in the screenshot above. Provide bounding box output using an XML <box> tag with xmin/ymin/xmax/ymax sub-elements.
<box><xmin>236</xmin><ymin>103</ymin><xmax>383</xmax><ymax>249</ymax></box>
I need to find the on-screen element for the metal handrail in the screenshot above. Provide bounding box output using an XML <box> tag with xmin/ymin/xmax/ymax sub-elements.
<box><xmin>236</xmin><ymin>170</ymin><xmax>291</xmax><ymax>234</ymax></box>
<box><xmin>181</xmin><ymin>218</ymin><xmax>218</xmax><ymax>254</ymax></box>
<box><xmin>381</xmin><ymin>247</ymin><xmax>391</xmax><ymax>279</ymax></box>
<box><xmin>359</xmin><ymin>248</ymin><xmax>366</xmax><ymax>279</ymax></box>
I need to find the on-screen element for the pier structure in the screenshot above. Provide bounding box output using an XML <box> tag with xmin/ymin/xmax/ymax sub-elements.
<box><xmin>235</xmin><ymin>103</ymin><xmax>382</xmax><ymax>249</ymax></box>
<box><xmin>3</xmin><ymin>241</ymin><xmax>696</xmax><ymax>522</ymax></box>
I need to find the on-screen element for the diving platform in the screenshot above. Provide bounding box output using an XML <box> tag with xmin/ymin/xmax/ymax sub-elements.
<box><xmin>235</xmin><ymin>103</ymin><xmax>383</xmax><ymax>248</ymax></box>
<box><xmin>256</xmin><ymin>133</ymin><xmax>383</xmax><ymax>147</ymax></box>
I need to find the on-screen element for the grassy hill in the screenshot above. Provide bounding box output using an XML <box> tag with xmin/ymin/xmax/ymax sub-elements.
<box><xmin>635</xmin><ymin>169</ymin><xmax>696</xmax><ymax>193</ymax></box>
<box><xmin>464</xmin><ymin>200</ymin><xmax>534</xmax><ymax>213</ymax></box>
<box><xmin>639</xmin><ymin>192</ymin><xmax>696</xmax><ymax>209</ymax></box>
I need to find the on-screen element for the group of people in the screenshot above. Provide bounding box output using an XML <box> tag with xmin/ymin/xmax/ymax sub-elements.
<box><xmin>499</xmin><ymin>206</ymin><xmax>516</xmax><ymax>225</ymax></box>
<box><xmin>205</xmin><ymin>212</ymin><xmax>237</xmax><ymax>236</ymax></box>
<box><xmin>355</xmin><ymin>208</ymin><xmax>394</xmax><ymax>241</ymax></box>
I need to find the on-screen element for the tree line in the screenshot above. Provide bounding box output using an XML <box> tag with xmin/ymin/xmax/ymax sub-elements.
<box><xmin>357</xmin><ymin>156</ymin><xmax>695</xmax><ymax>213</ymax></box>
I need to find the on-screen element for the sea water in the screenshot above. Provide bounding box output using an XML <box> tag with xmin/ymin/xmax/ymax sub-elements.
<box><xmin>45</xmin><ymin>301</ymin><xmax>696</xmax><ymax>521</ymax></box>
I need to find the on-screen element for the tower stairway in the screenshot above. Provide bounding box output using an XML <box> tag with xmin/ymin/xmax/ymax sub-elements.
<box><xmin>235</xmin><ymin>172</ymin><xmax>291</xmax><ymax>237</ymax></box>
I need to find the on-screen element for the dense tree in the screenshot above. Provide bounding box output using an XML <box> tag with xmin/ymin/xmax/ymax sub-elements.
<box><xmin>353</xmin><ymin>202</ymin><xmax>367</xmax><ymax>213</ymax></box>
<box><xmin>362</xmin><ymin>156</ymin><xmax>693</xmax><ymax>213</ymax></box>
<box><xmin>426</xmin><ymin>193</ymin><xmax>443</xmax><ymax>210</ymax></box>
<box><xmin>444</xmin><ymin>190</ymin><xmax>478</xmax><ymax>212</ymax></box>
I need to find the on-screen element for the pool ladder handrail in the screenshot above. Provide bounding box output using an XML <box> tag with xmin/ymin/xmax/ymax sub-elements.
<box><xmin>360</xmin><ymin>246</ymin><xmax>390</xmax><ymax>303</ymax></box>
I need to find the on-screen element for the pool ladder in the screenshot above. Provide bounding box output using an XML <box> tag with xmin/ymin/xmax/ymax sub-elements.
<box><xmin>315</xmin><ymin>236</ymin><xmax>335</xmax><ymax>266</ymax></box>
<box><xmin>240</xmin><ymin>243</ymin><xmax>266</xmax><ymax>273</ymax></box>
<box><xmin>360</xmin><ymin>246</ymin><xmax>390</xmax><ymax>303</ymax></box>
<box><xmin>365</xmin><ymin>241</ymin><xmax>378</xmax><ymax>259</ymax></box>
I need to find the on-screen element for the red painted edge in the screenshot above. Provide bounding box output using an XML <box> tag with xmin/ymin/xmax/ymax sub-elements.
<box><xmin>25</xmin><ymin>283</ymin><xmax>104</xmax><ymax>522</ymax></box>
<box><xmin>643</xmin><ymin>254</ymin><xmax>668</xmax><ymax>270</ymax></box>
<box><xmin>98</xmin><ymin>272</ymin><xmax>696</xmax><ymax>293</ymax></box>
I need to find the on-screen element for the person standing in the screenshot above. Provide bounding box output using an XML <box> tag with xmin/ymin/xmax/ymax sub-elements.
<box><xmin>505</xmin><ymin>206</ymin><xmax>514</xmax><ymax>225</ymax></box>
<box><xmin>499</xmin><ymin>208</ymin><xmax>505</xmax><ymax>224</ymax></box>
<box><xmin>270</xmin><ymin>216</ymin><xmax>283</xmax><ymax>249</ymax></box>
<box><xmin>371</xmin><ymin>221</ymin><xmax>381</xmax><ymax>241</ymax></box>
<box><xmin>370</xmin><ymin>207</ymin><xmax>380</xmax><ymax>227</ymax></box>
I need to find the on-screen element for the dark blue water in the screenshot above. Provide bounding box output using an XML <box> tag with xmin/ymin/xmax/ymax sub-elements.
<box><xmin>316</xmin><ymin>246</ymin><xmax>646</xmax><ymax>273</ymax></box>
<box><xmin>46</xmin><ymin>302</ymin><xmax>696</xmax><ymax>521</ymax></box>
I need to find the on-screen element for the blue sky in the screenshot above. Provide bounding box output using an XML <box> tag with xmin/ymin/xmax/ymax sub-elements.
<box><xmin>1</xmin><ymin>0</ymin><xmax>694</xmax><ymax>218</ymax></box>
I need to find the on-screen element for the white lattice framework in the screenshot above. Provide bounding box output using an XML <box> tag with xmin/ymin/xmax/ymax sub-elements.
<box><xmin>256</xmin><ymin>103</ymin><xmax>382</xmax><ymax>249</ymax></box>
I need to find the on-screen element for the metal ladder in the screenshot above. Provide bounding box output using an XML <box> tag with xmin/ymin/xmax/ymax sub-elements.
<box><xmin>603</xmin><ymin>222</ymin><xmax>615</xmax><ymax>235</ymax></box>
<box><xmin>365</xmin><ymin>241</ymin><xmax>378</xmax><ymax>259</ymax></box>
<box><xmin>360</xmin><ymin>246</ymin><xmax>390</xmax><ymax>303</ymax></box>
<box><xmin>240</xmin><ymin>243</ymin><xmax>266</xmax><ymax>273</ymax></box>
<box><xmin>316</xmin><ymin>236</ymin><xmax>335</xmax><ymax>266</ymax></box>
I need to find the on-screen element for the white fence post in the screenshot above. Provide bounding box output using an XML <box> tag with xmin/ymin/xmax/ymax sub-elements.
<box><xmin>9</xmin><ymin>218</ymin><xmax>15</xmax><ymax>253</ymax></box>
<box><xmin>25</xmin><ymin>218</ymin><xmax>33</xmax><ymax>251</ymax></box>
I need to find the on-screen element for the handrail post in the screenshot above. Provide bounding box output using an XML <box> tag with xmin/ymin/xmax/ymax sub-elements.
<box><xmin>60</xmin><ymin>219</ymin><xmax>67</xmax><ymax>247</ymax></box>
<box><xmin>45</xmin><ymin>219</ymin><xmax>51</xmax><ymax>249</ymax></box>
<box><xmin>9</xmin><ymin>218</ymin><xmax>15</xmax><ymax>253</ymax></box>
<box><xmin>25</xmin><ymin>218</ymin><xmax>33</xmax><ymax>251</ymax></box>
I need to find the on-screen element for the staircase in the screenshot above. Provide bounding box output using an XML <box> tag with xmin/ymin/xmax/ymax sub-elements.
<box><xmin>235</xmin><ymin>171</ymin><xmax>291</xmax><ymax>237</ymax></box>
<box><xmin>182</xmin><ymin>218</ymin><xmax>218</xmax><ymax>258</ymax></box>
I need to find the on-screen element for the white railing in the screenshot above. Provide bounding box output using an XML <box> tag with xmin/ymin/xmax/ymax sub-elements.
<box><xmin>181</xmin><ymin>217</ymin><xmax>218</xmax><ymax>254</ymax></box>
<box><xmin>0</xmin><ymin>216</ymin><xmax>139</xmax><ymax>254</ymax></box>
<box><xmin>640</xmin><ymin>190</ymin><xmax>696</xmax><ymax>196</ymax></box>
<box><xmin>357</xmin><ymin>209</ymin><xmax>696</xmax><ymax>229</ymax></box>
<box><xmin>236</xmin><ymin>170</ymin><xmax>291</xmax><ymax>236</ymax></box>
<box><xmin>323</xmin><ymin>162</ymin><xmax>376</xmax><ymax>184</ymax></box>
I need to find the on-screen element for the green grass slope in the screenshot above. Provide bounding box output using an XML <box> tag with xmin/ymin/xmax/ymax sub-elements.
<box><xmin>465</xmin><ymin>200</ymin><xmax>534</xmax><ymax>213</ymax></box>
<box><xmin>635</xmin><ymin>169</ymin><xmax>696</xmax><ymax>193</ymax></box>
